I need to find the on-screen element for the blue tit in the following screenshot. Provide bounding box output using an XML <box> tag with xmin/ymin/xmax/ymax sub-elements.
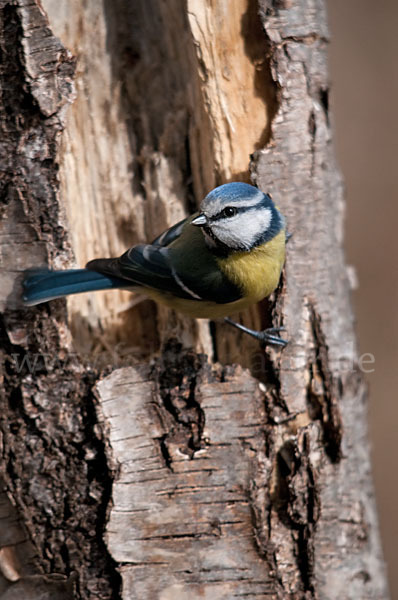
<box><xmin>23</xmin><ymin>182</ymin><xmax>287</xmax><ymax>345</ymax></box>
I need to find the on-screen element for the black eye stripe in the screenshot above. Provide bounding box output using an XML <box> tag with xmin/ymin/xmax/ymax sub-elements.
<box><xmin>210</xmin><ymin>203</ymin><xmax>269</xmax><ymax>221</ymax></box>
<box><xmin>211</xmin><ymin>207</ymin><xmax>236</xmax><ymax>221</ymax></box>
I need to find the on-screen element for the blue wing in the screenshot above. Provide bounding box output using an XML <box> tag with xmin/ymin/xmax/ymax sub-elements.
<box><xmin>86</xmin><ymin>245</ymin><xmax>198</xmax><ymax>301</ymax></box>
<box><xmin>24</xmin><ymin>215</ymin><xmax>242</xmax><ymax>306</ymax></box>
<box><xmin>87</xmin><ymin>217</ymin><xmax>242</xmax><ymax>304</ymax></box>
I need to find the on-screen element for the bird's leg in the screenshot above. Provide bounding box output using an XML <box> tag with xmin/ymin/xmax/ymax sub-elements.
<box><xmin>223</xmin><ymin>317</ymin><xmax>288</xmax><ymax>347</ymax></box>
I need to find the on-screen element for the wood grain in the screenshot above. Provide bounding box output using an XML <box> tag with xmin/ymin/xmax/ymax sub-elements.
<box><xmin>96</xmin><ymin>363</ymin><xmax>279</xmax><ymax>598</ymax></box>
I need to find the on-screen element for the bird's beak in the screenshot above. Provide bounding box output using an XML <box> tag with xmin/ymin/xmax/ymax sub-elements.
<box><xmin>191</xmin><ymin>213</ymin><xmax>207</xmax><ymax>227</ymax></box>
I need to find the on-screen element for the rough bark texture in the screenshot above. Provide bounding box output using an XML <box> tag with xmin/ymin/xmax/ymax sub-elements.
<box><xmin>0</xmin><ymin>1</ymin><xmax>388</xmax><ymax>599</ymax></box>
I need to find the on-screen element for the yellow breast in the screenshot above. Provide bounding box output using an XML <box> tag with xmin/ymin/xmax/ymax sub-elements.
<box><xmin>217</xmin><ymin>230</ymin><xmax>286</xmax><ymax>302</ymax></box>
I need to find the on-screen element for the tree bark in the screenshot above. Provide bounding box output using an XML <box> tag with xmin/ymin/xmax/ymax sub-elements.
<box><xmin>0</xmin><ymin>1</ymin><xmax>388</xmax><ymax>599</ymax></box>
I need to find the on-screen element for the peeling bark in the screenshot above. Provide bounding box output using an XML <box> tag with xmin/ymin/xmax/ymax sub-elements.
<box><xmin>0</xmin><ymin>1</ymin><xmax>388</xmax><ymax>599</ymax></box>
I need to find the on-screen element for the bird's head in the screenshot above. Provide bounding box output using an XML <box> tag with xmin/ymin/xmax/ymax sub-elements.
<box><xmin>191</xmin><ymin>182</ymin><xmax>285</xmax><ymax>252</ymax></box>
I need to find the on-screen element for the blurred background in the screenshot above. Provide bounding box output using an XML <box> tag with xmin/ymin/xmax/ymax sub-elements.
<box><xmin>327</xmin><ymin>1</ymin><xmax>398</xmax><ymax>596</ymax></box>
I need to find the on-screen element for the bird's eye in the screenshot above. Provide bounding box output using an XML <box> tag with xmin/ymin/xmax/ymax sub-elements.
<box><xmin>223</xmin><ymin>206</ymin><xmax>237</xmax><ymax>217</ymax></box>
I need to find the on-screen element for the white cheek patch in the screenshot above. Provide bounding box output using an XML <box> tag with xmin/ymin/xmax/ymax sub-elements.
<box><xmin>212</xmin><ymin>208</ymin><xmax>272</xmax><ymax>249</ymax></box>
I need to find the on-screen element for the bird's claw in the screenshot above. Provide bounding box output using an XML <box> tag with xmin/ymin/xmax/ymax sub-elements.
<box><xmin>256</xmin><ymin>329</ymin><xmax>288</xmax><ymax>347</ymax></box>
<box><xmin>223</xmin><ymin>318</ymin><xmax>288</xmax><ymax>348</ymax></box>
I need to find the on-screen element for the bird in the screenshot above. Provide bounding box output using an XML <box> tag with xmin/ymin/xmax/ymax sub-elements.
<box><xmin>23</xmin><ymin>182</ymin><xmax>287</xmax><ymax>346</ymax></box>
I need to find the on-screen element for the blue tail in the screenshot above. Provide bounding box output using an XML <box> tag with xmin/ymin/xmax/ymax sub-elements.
<box><xmin>23</xmin><ymin>269</ymin><xmax>129</xmax><ymax>306</ymax></box>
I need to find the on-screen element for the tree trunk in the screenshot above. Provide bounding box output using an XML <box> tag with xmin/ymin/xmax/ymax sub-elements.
<box><xmin>0</xmin><ymin>1</ymin><xmax>388</xmax><ymax>599</ymax></box>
